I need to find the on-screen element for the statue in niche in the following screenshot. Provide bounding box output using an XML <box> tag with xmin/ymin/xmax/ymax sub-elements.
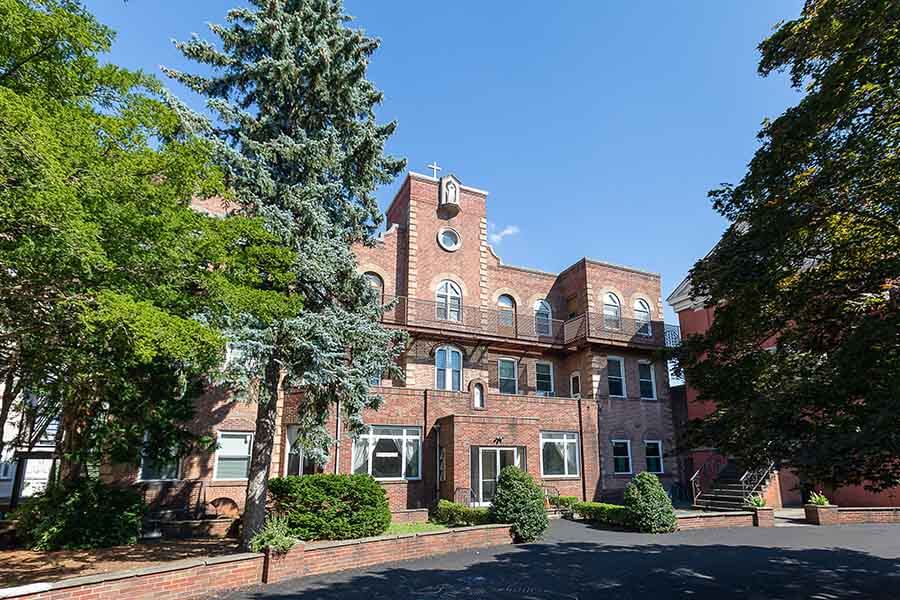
<box><xmin>445</xmin><ymin>180</ymin><xmax>458</xmax><ymax>205</ymax></box>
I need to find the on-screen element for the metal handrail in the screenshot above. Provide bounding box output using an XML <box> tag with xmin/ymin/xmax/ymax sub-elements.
<box><xmin>689</xmin><ymin>453</ymin><xmax>729</xmax><ymax>504</ymax></box>
<box><xmin>740</xmin><ymin>462</ymin><xmax>776</xmax><ymax>500</ymax></box>
<box><xmin>379</xmin><ymin>295</ymin><xmax>676</xmax><ymax>348</ymax></box>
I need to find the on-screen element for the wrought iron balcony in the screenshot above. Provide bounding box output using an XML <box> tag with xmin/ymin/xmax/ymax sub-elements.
<box><xmin>379</xmin><ymin>296</ymin><xmax>679</xmax><ymax>348</ymax></box>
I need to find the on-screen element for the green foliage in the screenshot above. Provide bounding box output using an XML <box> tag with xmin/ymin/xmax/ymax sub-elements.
<box><xmin>675</xmin><ymin>0</ymin><xmax>900</xmax><ymax>491</ymax></box>
<box><xmin>551</xmin><ymin>495</ymin><xmax>579</xmax><ymax>510</ymax></box>
<box><xmin>488</xmin><ymin>466</ymin><xmax>548</xmax><ymax>543</ymax></box>
<box><xmin>13</xmin><ymin>480</ymin><xmax>145</xmax><ymax>550</ymax></box>
<box><xmin>809</xmin><ymin>491</ymin><xmax>830</xmax><ymax>506</ymax></box>
<box><xmin>248</xmin><ymin>515</ymin><xmax>296</xmax><ymax>554</ymax></box>
<box><xmin>573</xmin><ymin>502</ymin><xmax>630</xmax><ymax>528</ymax></box>
<box><xmin>746</xmin><ymin>493</ymin><xmax>767</xmax><ymax>508</ymax></box>
<box><xmin>267</xmin><ymin>474</ymin><xmax>390</xmax><ymax>541</ymax></box>
<box><xmin>623</xmin><ymin>473</ymin><xmax>678</xmax><ymax>534</ymax></box>
<box><xmin>385</xmin><ymin>522</ymin><xmax>448</xmax><ymax>535</ymax></box>
<box><xmin>432</xmin><ymin>500</ymin><xmax>492</xmax><ymax>527</ymax></box>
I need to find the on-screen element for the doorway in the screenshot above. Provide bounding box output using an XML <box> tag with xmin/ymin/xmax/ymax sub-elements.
<box><xmin>477</xmin><ymin>447</ymin><xmax>520</xmax><ymax>505</ymax></box>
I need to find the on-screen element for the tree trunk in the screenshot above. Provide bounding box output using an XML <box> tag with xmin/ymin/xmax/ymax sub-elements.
<box><xmin>57</xmin><ymin>394</ymin><xmax>88</xmax><ymax>484</ymax></box>
<box><xmin>239</xmin><ymin>355</ymin><xmax>281</xmax><ymax>550</ymax></box>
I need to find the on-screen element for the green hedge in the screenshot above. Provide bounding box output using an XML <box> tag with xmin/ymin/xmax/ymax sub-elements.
<box><xmin>623</xmin><ymin>472</ymin><xmax>678</xmax><ymax>533</ymax></box>
<box><xmin>268</xmin><ymin>474</ymin><xmax>390</xmax><ymax>541</ymax></box>
<box><xmin>432</xmin><ymin>499</ymin><xmax>492</xmax><ymax>526</ymax></box>
<box><xmin>573</xmin><ymin>501</ymin><xmax>630</xmax><ymax>528</ymax></box>
<box><xmin>13</xmin><ymin>480</ymin><xmax>145</xmax><ymax>550</ymax></box>
<box><xmin>489</xmin><ymin>466</ymin><xmax>548</xmax><ymax>542</ymax></box>
<box><xmin>550</xmin><ymin>495</ymin><xmax>579</xmax><ymax>510</ymax></box>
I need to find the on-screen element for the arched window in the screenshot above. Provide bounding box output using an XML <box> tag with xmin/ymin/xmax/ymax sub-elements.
<box><xmin>534</xmin><ymin>299</ymin><xmax>552</xmax><ymax>336</ymax></box>
<box><xmin>365</xmin><ymin>272</ymin><xmax>384</xmax><ymax>302</ymax></box>
<box><xmin>436</xmin><ymin>280</ymin><xmax>462</xmax><ymax>322</ymax></box>
<box><xmin>603</xmin><ymin>292</ymin><xmax>621</xmax><ymax>329</ymax></box>
<box><xmin>435</xmin><ymin>346</ymin><xmax>463</xmax><ymax>391</ymax></box>
<box><xmin>473</xmin><ymin>382</ymin><xmax>485</xmax><ymax>409</ymax></box>
<box><xmin>634</xmin><ymin>298</ymin><xmax>651</xmax><ymax>336</ymax></box>
<box><xmin>497</xmin><ymin>294</ymin><xmax>516</xmax><ymax>328</ymax></box>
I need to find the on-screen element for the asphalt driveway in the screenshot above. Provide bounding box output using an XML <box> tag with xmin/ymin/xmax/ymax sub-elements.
<box><xmin>217</xmin><ymin>519</ymin><xmax>900</xmax><ymax>600</ymax></box>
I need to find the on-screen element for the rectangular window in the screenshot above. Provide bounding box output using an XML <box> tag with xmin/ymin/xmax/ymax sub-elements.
<box><xmin>352</xmin><ymin>426</ymin><xmax>421</xmax><ymax>480</ymax></box>
<box><xmin>285</xmin><ymin>425</ymin><xmax>325</xmax><ymax>475</ymax></box>
<box><xmin>612</xmin><ymin>440</ymin><xmax>632</xmax><ymax>474</ymax></box>
<box><xmin>0</xmin><ymin>461</ymin><xmax>14</xmax><ymax>480</ymax></box>
<box><xmin>607</xmin><ymin>357</ymin><xmax>625</xmax><ymax>397</ymax></box>
<box><xmin>639</xmin><ymin>361</ymin><xmax>656</xmax><ymax>399</ymax></box>
<box><xmin>139</xmin><ymin>433</ymin><xmax>180</xmax><ymax>481</ymax></box>
<box><xmin>498</xmin><ymin>358</ymin><xmax>517</xmax><ymax>395</ymax></box>
<box><xmin>645</xmin><ymin>440</ymin><xmax>663</xmax><ymax>474</ymax></box>
<box><xmin>570</xmin><ymin>373</ymin><xmax>581</xmax><ymax>398</ymax></box>
<box><xmin>535</xmin><ymin>362</ymin><xmax>554</xmax><ymax>396</ymax></box>
<box><xmin>540</xmin><ymin>432</ymin><xmax>579</xmax><ymax>477</ymax></box>
<box><xmin>215</xmin><ymin>432</ymin><xmax>253</xmax><ymax>480</ymax></box>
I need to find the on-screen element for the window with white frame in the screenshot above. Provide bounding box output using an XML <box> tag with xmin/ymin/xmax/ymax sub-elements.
<box><xmin>352</xmin><ymin>426</ymin><xmax>421</xmax><ymax>480</ymax></box>
<box><xmin>285</xmin><ymin>425</ymin><xmax>325</xmax><ymax>476</ymax></box>
<box><xmin>541</xmin><ymin>431</ymin><xmax>579</xmax><ymax>477</ymax></box>
<box><xmin>215</xmin><ymin>432</ymin><xmax>252</xmax><ymax>479</ymax></box>
<box><xmin>607</xmin><ymin>356</ymin><xmax>626</xmax><ymax>397</ymax></box>
<box><xmin>603</xmin><ymin>292</ymin><xmax>621</xmax><ymax>329</ymax></box>
<box><xmin>436</xmin><ymin>280</ymin><xmax>462</xmax><ymax>322</ymax></box>
<box><xmin>535</xmin><ymin>361</ymin><xmax>554</xmax><ymax>396</ymax></box>
<box><xmin>435</xmin><ymin>346</ymin><xmax>462</xmax><ymax>391</ymax></box>
<box><xmin>498</xmin><ymin>358</ymin><xmax>517</xmax><ymax>394</ymax></box>
<box><xmin>534</xmin><ymin>299</ymin><xmax>552</xmax><ymax>336</ymax></box>
<box><xmin>634</xmin><ymin>298</ymin><xmax>651</xmax><ymax>336</ymax></box>
<box><xmin>139</xmin><ymin>437</ymin><xmax>180</xmax><ymax>482</ymax></box>
<box><xmin>498</xmin><ymin>294</ymin><xmax>516</xmax><ymax>328</ymax></box>
<box><xmin>473</xmin><ymin>382</ymin><xmax>485</xmax><ymax>409</ymax></box>
<box><xmin>0</xmin><ymin>461</ymin><xmax>14</xmax><ymax>480</ymax></box>
<box><xmin>638</xmin><ymin>361</ymin><xmax>656</xmax><ymax>399</ymax></box>
<box><xmin>645</xmin><ymin>440</ymin><xmax>663</xmax><ymax>474</ymax></box>
<box><xmin>365</xmin><ymin>272</ymin><xmax>384</xmax><ymax>302</ymax></box>
<box><xmin>612</xmin><ymin>440</ymin><xmax>632</xmax><ymax>474</ymax></box>
<box><xmin>570</xmin><ymin>372</ymin><xmax>581</xmax><ymax>398</ymax></box>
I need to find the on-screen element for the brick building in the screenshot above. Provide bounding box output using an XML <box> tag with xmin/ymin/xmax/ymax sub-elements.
<box><xmin>116</xmin><ymin>172</ymin><xmax>682</xmax><ymax>517</ymax></box>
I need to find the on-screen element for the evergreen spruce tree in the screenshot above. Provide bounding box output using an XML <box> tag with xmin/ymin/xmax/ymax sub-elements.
<box><xmin>166</xmin><ymin>0</ymin><xmax>408</xmax><ymax>547</ymax></box>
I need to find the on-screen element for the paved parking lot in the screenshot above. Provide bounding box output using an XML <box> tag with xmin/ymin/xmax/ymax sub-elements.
<box><xmin>218</xmin><ymin>519</ymin><xmax>900</xmax><ymax>600</ymax></box>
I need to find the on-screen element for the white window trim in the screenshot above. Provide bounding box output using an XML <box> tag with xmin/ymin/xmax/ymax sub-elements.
<box><xmin>354</xmin><ymin>425</ymin><xmax>422</xmax><ymax>482</ymax></box>
<box><xmin>497</xmin><ymin>357</ymin><xmax>518</xmax><ymax>395</ymax></box>
<box><xmin>534</xmin><ymin>299</ymin><xmax>553</xmax><ymax>336</ymax></box>
<box><xmin>634</xmin><ymin>298</ymin><xmax>652</xmax><ymax>337</ymax></box>
<box><xmin>612</xmin><ymin>439</ymin><xmax>632</xmax><ymax>475</ymax></box>
<box><xmin>213</xmin><ymin>431</ymin><xmax>254</xmax><ymax>481</ymax></box>
<box><xmin>638</xmin><ymin>360</ymin><xmax>657</xmax><ymax>400</ymax></box>
<box><xmin>437</xmin><ymin>227</ymin><xmax>462</xmax><ymax>252</ymax></box>
<box><xmin>435</xmin><ymin>279</ymin><xmax>462</xmax><ymax>322</ymax></box>
<box><xmin>472</xmin><ymin>382</ymin><xmax>485</xmax><ymax>409</ymax></box>
<box><xmin>137</xmin><ymin>432</ymin><xmax>181</xmax><ymax>482</ymax></box>
<box><xmin>535</xmin><ymin>360</ymin><xmax>555</xmax><ymax>396</ymax></box>
<box><xmin>569</xmin><ymin>372</ymin><xmax>581</xmax><ymax>399</ymax></box>
<box><xmin>603</xmin><ymin>292</ymin><xmax>622</xmax><ymax>328</ymax></box>
<box><xmin>540</xmin><ymin>431</ymin><xmax>580</xmax><ymax>478</ymax></box>
<box><xmin>644</xmin><ymin>440</ymin><xmax>664</xmax><ymax>474</ymax></box>
<box><xmin>435</xmin><ymin>345</ymin><xmax>463</xmax><ymax>391</ymax></box>
<box><xmin>607</xmin><ymin>356</ymin><xmax>627</xmax><ymax>398</ymax></box>
<box><xmin>0</xmin><ymin>461</ymin><xmax>15</xmax><ymax>480</ymax></box>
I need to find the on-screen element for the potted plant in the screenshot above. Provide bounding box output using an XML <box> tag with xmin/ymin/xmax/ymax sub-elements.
<box><xmin>745</xmin><ymin>493</ymin><xmax>774</xmax><ymax>527</ymax></box>
<box><xmin>804</xmin><ymin>491</ymin><xmax>838</xmax><ymax>525</ymax></box>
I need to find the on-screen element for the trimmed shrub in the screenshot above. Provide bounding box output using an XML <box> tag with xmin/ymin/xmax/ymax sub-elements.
<box><xmin>623</xmin><ymin>472</ymin><xmax>678</xmax><ymax>533</ymax></box>
<box><xmin>249</xmin><ymin>515</ymin><xmax>297</xmax><ymax>553</ymax></box>
<box><xmin>573</xmin><ymin>501</ymin><xmax>630</xmax><ymax>528</ymax></box>
<box><xmin>13</xmin><ymin>479</ymin><xmax>145</xmax><ymax>550</ymax></box>
<box><xmin>268</xmin><ymin>474</ymin><xmax>390</xmax><ymax>541</ymax></box>
<box><xmin>551</xmin><ymin>495</ymin><xmax>579</xmax><ymax>510</ymax></box>
<box><xmin>489</xmin><ymin>466</ymin><xmax>548</xmax><ymax>542</ymax></box>
<box><xmin>432</xmin><ymin>499</ymin><xmax>492</xmax><ymax>526</ymax></box>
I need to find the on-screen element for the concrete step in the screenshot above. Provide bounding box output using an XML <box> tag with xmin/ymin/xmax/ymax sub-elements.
<box><xmin>694</xmin><ymin>499</ymin><xmax>746</xmax><ymax>511</ymax></box>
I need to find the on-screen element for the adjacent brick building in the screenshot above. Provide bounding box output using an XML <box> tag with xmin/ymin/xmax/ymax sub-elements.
<box><xmin>118</xmin><ymin>172</ymin><xmax>682</xmax><ymax>516</ymax></box>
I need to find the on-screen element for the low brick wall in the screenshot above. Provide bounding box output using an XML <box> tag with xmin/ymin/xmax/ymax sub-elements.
<box><xmin>158</xmin><ymin>517</ymin><xmax>238</xmax><ymax>539</ymax></box>
<box><xmin>752</xmin><ymin>507</ymin><xmax>775</xmax><ymax>528</ymax></box>
<box><xmin>838</xmin><ymin>507</ymin><xmax>900</xmax><ymax>524</ymax></box>
<box><xmin>677</xmin><ymin>511</ymin><xmax>754</xmax><ymax>530</ymax></box>
<box><xmin>390</xmin><ymin>508</ymin><xmax>429</xmax><ymax>524</ymax></box>
<box><xmin>264</xmin><ymin>524</ymin><xmax>513</xmax><ymax>584</ymax></box>
<box><xmin>805</xmin><ymin>504</ymin><xmax>839</xmax><ymax>526</ymax></box>
<box><xmin>1</xmin><ymin>553</ymin><xmax>264</xmax><ymax>600</ymax></box>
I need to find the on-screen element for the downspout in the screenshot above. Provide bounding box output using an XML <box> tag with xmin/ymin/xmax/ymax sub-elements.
<box><xmin>423</xmin><ymin>388</ymin><xmax>430</xmax><ymax>507</ymax></box>
<box><xmin>334</xmin><ymin>399</ymin><xmax>341</xmax><ymax>474</ymax></box>
<box><xmin>577</xmin><ymin>394</ymin><xmax>587</xmax><ymax>501</ymax></box>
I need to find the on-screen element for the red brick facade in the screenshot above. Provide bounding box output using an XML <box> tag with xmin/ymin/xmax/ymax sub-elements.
<box><xmin>115</xmin><ymin>172</ymin><xmax>679</xmax><ymax>514</ymax></box>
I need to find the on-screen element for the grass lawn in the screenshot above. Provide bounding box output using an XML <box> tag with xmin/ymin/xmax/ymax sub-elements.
<box><xmin>385</xmin><ymin>522</ymin><xmax>447</xmax><ymax>535</ymax></box>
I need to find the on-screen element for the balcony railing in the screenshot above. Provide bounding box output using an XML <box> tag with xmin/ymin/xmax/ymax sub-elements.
<box><xmin>379</xmin><ymin>296</ymin><xmax>679</xmax><ymax>347</ymax></box>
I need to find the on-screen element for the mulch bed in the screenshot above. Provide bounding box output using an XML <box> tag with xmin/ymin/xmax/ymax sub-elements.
<box><xmin>1</xmin><ymin>538</ymin><xmax>240</xmax><ymax>588</ymax></box>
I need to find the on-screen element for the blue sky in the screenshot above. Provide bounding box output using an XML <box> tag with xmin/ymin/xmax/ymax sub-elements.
<box><xmin>85</xmin><ymin>1</ymin><xmax>804</xmax><ymax>322</ymax></box>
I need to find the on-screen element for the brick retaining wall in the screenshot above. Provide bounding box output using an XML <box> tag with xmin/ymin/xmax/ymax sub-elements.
<box><xmin>837</xmin><ymin>507</ymin><xmax>900</xmax><ymax>524</ymax></box>
<box><xmin>389</xmin><ymin>508</ymin><xmax>430</xmax><ymax>524</ymax></box>
<box><xmin>264</xmin><ymin>524</ymin><xmax>513</xmax><ymax>583</ymax></box>
<box><xmin>676</xmin><ymin>511</ymin><xmax>754</xmax><ymax>530</ymax></box>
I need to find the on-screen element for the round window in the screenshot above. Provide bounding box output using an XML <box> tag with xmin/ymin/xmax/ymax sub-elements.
<box><xmin>437</xmin><ymin>227</ymin><xmax>461</xmax><ymax>252</ymax></box>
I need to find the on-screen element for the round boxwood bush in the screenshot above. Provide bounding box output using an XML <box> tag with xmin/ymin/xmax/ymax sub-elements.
<box><xmin>623</xmin><ymin>472</ymin><xmax>678</xmax><ymax>533</ymax></box>
<box><xmin>267</xmin><ymin>473</ymin><xmax>390</xmax><ymax>541</ymax></box>
<box><xmin>13</xmin><ymin>479</ymin><xmax>146</xmax><ymax>550</ymax></box>
<box><xmin>488</xmin><ymin>466</ymin><xmax>548</xmax><ymax>542</ymax></box>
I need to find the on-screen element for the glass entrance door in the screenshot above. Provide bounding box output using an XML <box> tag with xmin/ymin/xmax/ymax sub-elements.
<box><xmin>478</xmin><ymin>447</ymin><xmax>519</xmax><ymax>505</ymax></box>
